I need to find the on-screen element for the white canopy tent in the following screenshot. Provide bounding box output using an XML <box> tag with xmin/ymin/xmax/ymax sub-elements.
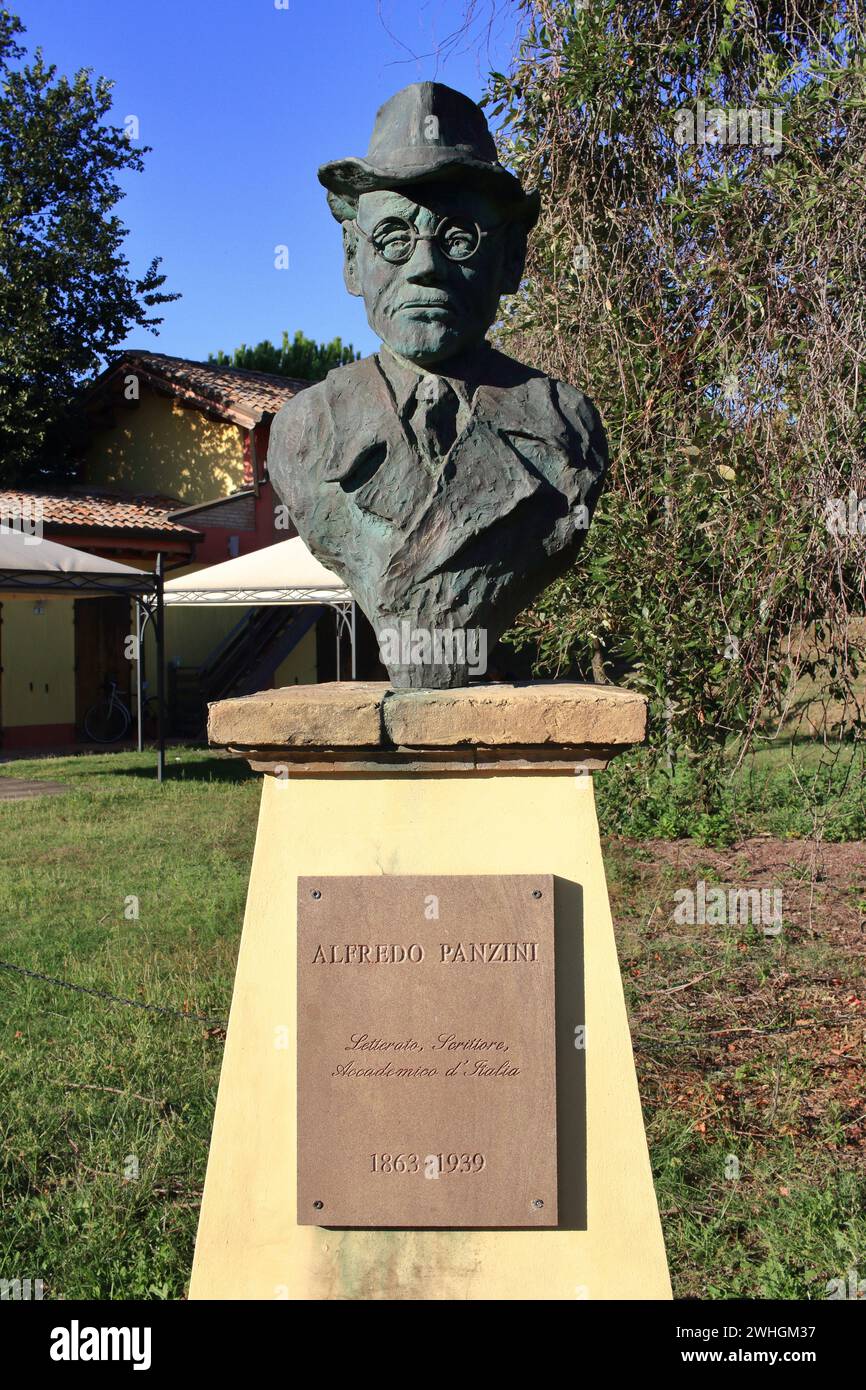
<box><xmin>0</xmin><ymin>525</ymin><xmax>168</xmax><ymax>779</ymax></box>
<box><xmin>162</xmin><ymin>536</ymin><xmax>357</xmax><ymax>679</ymax></box>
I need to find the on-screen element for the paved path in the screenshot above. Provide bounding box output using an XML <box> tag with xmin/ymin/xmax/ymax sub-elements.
<box><xmin>0</xmin><ymin>778</ymin><xmax>67</xmax><ymax>801</ymax></box>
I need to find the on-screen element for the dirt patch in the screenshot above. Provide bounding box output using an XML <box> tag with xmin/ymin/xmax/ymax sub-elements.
<box><xmin>605</xmin><ymin>837</ymin><xmax>866</xmax><ymax>1168</ymax></box>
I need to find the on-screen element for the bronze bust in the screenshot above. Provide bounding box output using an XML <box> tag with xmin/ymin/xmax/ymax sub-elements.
<box><xmin>268</xmin><ymin>82</ymin><xmax>607</xmax><ymax>687</ymax></box>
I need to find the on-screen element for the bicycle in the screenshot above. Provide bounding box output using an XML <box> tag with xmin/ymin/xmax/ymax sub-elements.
<box><xmin>83</xmin><ymin>679</ymin><xmax>159</xmax><ymax>744</ymax></box>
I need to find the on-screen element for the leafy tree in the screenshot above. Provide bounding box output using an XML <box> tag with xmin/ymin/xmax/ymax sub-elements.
<box><xmin>209</xmin><ymin>329</ymin><xmax>360</xmax><ymax>383</ymax></box>
<box><xmin>0</xmin><ymin>7</ymin><xmax>176</xmax><ymax>484</ymax></box>
<box><xmin>489</xmin><ymin>0</ymin><xmax>866</xmax><ymax>781</ymax></box>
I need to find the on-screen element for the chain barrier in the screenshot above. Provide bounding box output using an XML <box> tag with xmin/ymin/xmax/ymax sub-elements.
<box><xmin>0</xmin><ymin>959</ymin><xmax>226</xmax><ymax>1029</ymax></box>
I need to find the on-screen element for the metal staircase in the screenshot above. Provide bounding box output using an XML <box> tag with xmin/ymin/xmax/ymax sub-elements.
<box><xmin>168</xmin><ymin>605</ymin><xmax>325</xmax><ymax>738</ymax></box>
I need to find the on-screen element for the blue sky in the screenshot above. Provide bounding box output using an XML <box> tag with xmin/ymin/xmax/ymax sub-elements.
<box><xmin>12</xmin><ymin>0</ymin><xmax>521</xmax><ymax>364</ymax></box>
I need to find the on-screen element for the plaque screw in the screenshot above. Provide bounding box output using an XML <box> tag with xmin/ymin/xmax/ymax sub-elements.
<box><xmin>532</xmin><ymin>889</ymin><xmax>543</xmax><ymax>900</ymax></box>
<box><xmin>532</xmin><ymin>1199</ymin><xmax>544</xmax><ymax>1209</ymax></box>
<box><xmin>313</xmin><ymin>1200</ymin><xmax>324</xmax><ymax>1210</ymax></box>
<box><xmin>311</xmin><ymin>890</ymin><xmax>322</xmax><ymax>900</ymax></box>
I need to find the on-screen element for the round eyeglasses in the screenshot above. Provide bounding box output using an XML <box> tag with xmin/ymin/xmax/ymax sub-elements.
<box><xmin>354</xmin><ymin>214</ymin><xmax>497</xmax><ymax>265</ymax></box>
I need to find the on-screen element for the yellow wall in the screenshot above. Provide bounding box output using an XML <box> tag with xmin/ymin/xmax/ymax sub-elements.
<box><xmin>273</xmin><ymin>626</ymin><xmax>317</xmax><ymax>687</ymax></box>
<box><xmin>0</xmin><ymin>597</ymin><xmax>76</xmax><ymax>726</ymax></box>
<box><xmin>0</xmin><ymin>591</ymin><xmax>320</xmax><ymax>739</ymax></box>
<box><xmin>85</xmin><ymin>389</ymin><xmax>246</xmax><ymax>503</ymax></box>
<box><xmin>165</xmin><ymin>605</ymin><xmax>248</xmax><ymax>670</ymax></box>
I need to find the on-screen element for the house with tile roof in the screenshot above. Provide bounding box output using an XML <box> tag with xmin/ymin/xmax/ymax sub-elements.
<box><xmin>0</xmin><ymin>351</ymin><xmax>371</xmax><ymax>751</ymax></box>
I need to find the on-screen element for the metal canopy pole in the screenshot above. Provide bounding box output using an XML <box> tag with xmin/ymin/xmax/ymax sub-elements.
<box><xmin>135</xmin><ymin>599</ymin><xmax>145</xmax><ymax>753</ymax></box>
<box><xmin>155</xmin><ymin>556</ymin><xmax>165</xmax><ymax>783</ymax></box>
<box><xmin>350</xmin><ymin>601</ymin><xmax>357</xmax><ymax>680</ymax></box>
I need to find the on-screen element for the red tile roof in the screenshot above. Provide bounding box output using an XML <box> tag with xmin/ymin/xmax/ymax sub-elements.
<box><xmin>0</xmin><ymin>488</ymin><xmax>202</xmax><ymax>538</ymax></box>
<box><xmin>86</xmin><ymin>351</ymin><xmax>309</xmax><ymax>427</ymax></box>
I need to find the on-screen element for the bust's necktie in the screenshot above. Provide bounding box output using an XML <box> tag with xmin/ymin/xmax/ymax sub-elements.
<box><xmin>409</xmin><ymin>375</ymin><xmax>460</xmax><ymax>476</ymax></box>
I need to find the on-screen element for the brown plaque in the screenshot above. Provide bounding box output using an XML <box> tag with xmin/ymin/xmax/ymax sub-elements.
<box><xmin>297</xmin><ymin>874</ymin><xmax>557</xmax><ymax>1227</ymax></box>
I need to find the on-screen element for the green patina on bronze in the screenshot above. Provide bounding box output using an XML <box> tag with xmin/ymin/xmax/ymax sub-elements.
<box><xmin>268</xmin><ymin>82</ymin><xmax>608</xmax><ymax>688</ymax></box>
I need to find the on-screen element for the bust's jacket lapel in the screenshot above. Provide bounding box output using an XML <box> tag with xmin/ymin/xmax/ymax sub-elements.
<box><xmin>267</xmin><ymin>346</ymin><xmax>607</xmax><ymax>630</ymax></box>
<box><xmin>318</xmin><ymin>355</ymin><xmax>397</xmax><ymax>484</ymax></box>
<box><xmin>317</xmin><ymin>356</ymin><xmax>431</xmax><ymax>528</ymax></box>
<box><xmin>384</xmin><ymin>372</ymin><xmax>577</xmax><ymax>586</ymax></box>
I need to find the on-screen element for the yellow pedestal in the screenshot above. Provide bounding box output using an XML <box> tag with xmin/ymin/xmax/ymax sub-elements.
<box><xmin>189</xmin><ymin>770</ymin><xmax>671</xmax><ymax>1300</ymax></box>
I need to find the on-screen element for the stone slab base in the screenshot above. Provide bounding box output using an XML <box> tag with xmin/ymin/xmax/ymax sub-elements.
<box><xmin>208</xmin><ymin>679</ymin><xmax>648</xmax><ymax>774</ymax></box>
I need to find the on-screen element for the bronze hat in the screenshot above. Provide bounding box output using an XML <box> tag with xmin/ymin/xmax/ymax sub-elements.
<box><xmin>318</xmin><ymin>81</ymin><xmax>540</xmax><ymax>227</ymax></box>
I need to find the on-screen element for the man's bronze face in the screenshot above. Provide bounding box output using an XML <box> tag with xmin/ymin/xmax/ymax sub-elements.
<box><xmin>345</xmin><ymin>184</ymin><xmax>523</xmax><ymax>368</ymax></box>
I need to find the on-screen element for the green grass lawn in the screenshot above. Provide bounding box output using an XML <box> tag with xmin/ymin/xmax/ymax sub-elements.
<box><xmin>0</xmin><ymin>745</ymin><xmax>863</xmax><ymax>1299</ymax></box>
<box><xmin>597</xmin><ymin>737</ymin><xmax>866</xmax><ymax>844</ymax></box>
<box><xmin>0</xmin><ymin>749</ymin><xmax>258</xmax><ymax>1299</ymax></box>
